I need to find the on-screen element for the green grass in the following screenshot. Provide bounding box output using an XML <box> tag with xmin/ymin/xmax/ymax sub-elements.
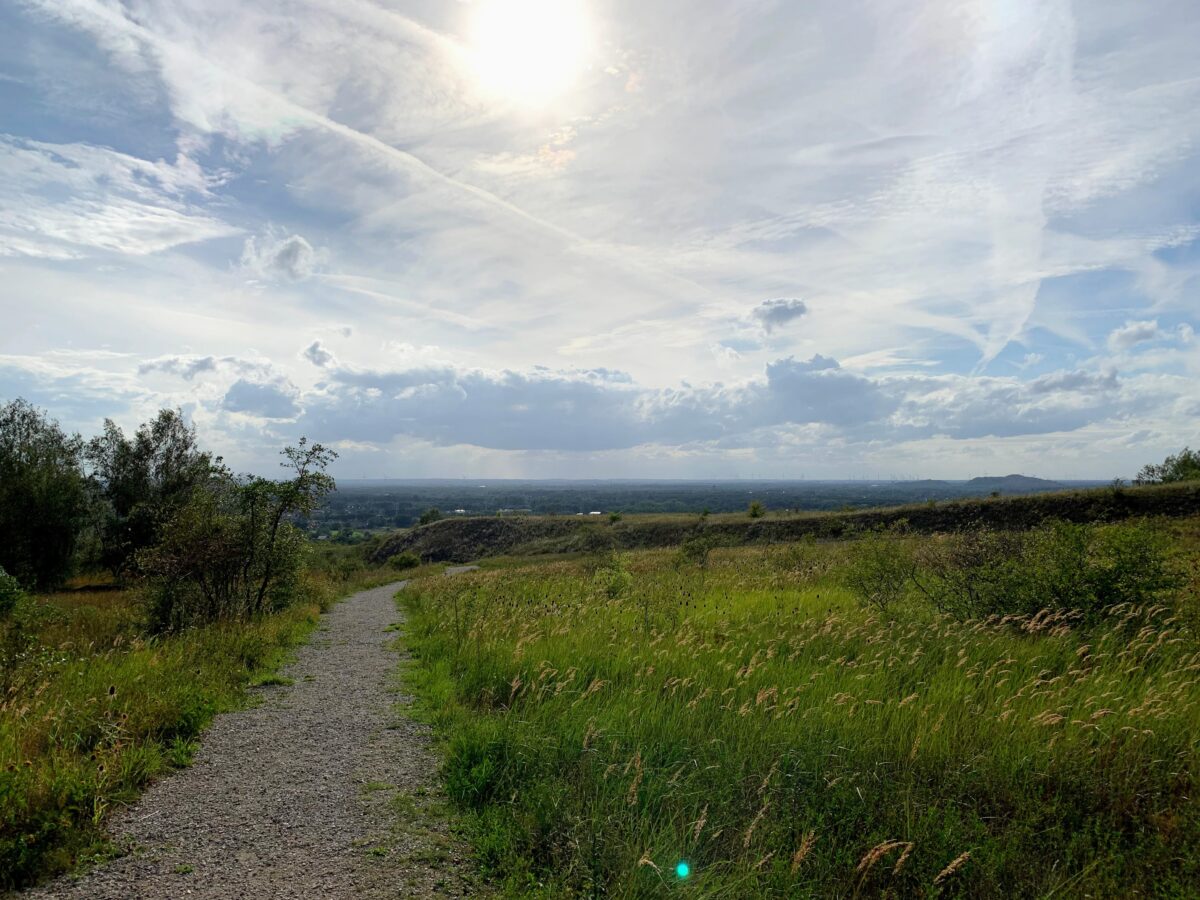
<box><xmin>402</xmin><ymin>524</ymin><xmax>1200</xmax><ymax>898</ymax></box>
<box><xmin>0</xmin><ymin>560</ymin><xmax>401</xmax><ymax>890</ymax></box>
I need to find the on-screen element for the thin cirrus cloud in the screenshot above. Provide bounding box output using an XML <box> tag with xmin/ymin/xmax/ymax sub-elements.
<box><xmin>0</xmin><ymin>0</ymin><xmax>1198</xmax><ymax>477</ymax></box>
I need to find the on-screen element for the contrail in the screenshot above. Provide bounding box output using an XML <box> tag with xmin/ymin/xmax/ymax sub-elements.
<box><xmin>26</xmin><ymin>0</ymin><xmax>720</xmax><ymax>304</ymax></box>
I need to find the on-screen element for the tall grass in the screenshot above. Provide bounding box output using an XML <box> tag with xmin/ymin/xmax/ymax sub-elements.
<box><xmin>0</xmin><ymin>558</ymin><xmax>398</xmax><ymax>889</ymax></box>
<box><xmin>403</xmin><ymin>529</ymin><xmax>1200</xmax><ymax>897</ymax></box>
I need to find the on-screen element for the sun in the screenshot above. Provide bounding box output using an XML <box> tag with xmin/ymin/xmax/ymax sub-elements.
<box><xmin>467</xmin><ymin>0</ymin><xmax>593</xmax><ymax>107</ymax></box>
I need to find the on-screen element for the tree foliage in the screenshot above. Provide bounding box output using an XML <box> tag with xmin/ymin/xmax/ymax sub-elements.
<box><xmin>0</xmin><ymin>400</ymin><xmax>89</xmax><ymax>589</ymax></box>
<box><xmin>140</xmin><ymin>439</ymin><xmax>337</xmax><ymax>631</ymax></box>
<box><xmin>1135</xmin><ymin>447</ymin><xmax>1200</xmax><ymax>485</ymax></box>
<box><xmin>86</xmin><ymin>410</ymin><xmax>218</xmax><ymax>576</ymax></box>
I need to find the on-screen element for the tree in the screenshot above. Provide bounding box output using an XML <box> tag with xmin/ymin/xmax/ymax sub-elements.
<box><xmin>0</xmin><ymin>399</ymin><xmax>89</xmax><ymax>589</ymax></box>
<box><xmin>1135</xmin><ymin>448</ymin><xmax>1200</xmax><ymax>485</ymax></box>
<box><xmin>86</xmin><ymin>410</ymin><xmax>218</xmax><ymax>576</ymax></box>
<box><xmin>419</xmin><ymin>507</ymin><xmax>443</xmax><ymax>526</ymax></box>
<box><xmin>748</xmin><ymin>500</ymin><xmax>766</xmax><ymax>519</ymax></box>
<box><xmin>141</xmin><ymin>439</ymin><xmax>337</xmax><ymax>631</ymax></box>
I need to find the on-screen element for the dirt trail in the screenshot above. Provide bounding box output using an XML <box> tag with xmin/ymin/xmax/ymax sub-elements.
<box><xmin>28</xmin><ymin>581</ymin><xmax>479</xmax><ymax>899</ymax></box>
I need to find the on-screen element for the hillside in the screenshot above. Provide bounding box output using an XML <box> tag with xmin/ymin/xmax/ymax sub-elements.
<box><xmin>966</xmin><ymin>473</ymin><xmax>1063</xmax><ymax>492</ymax></box>
<box><xmin>372</xmin><ymin>480</ymin><xmax>1200</xmax><ymax>564</ymax></box>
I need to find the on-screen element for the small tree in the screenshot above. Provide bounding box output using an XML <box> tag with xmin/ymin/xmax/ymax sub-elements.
<box><xmin>141</xmin><ymin>439</ymin><xmax>337</xmax><ymax>631</ymax></box>
<box><xmin>419</xmin><ymin>507</ymin><xmax>443</xmax><ymax>526</ymax></box>
<box><xmin>86</xmin><ymin>410</ymin><xmax>218</xmax><ymax>577</ymax></box>
<box><xmin>0</xmin><ymin>399</ymin><xmax>89</xmax><ymax>589</ymax></box>
<box><xmin>1135</xmin><ymin>448</ymin><xmax>1200</xmax><ymax>485</ymax></box>
<box><xmin>748</xmin><ymin>500</ymin><xmax>766</xmax><ymax>519</ymax></box>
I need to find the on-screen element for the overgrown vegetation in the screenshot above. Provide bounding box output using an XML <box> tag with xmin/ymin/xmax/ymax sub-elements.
<box><xmin>1138</xmin><ymin>447</ymin><xmax>1200</xmax><ymax>485</ymax></box>
<box><xmin>0</xmin><ymin>396</ymin><xmax>397</xmax><ymax>889</ymax></box>
<box><xmin>402</xmin><ymin>519</ymin><xmax>1200</xmax><ymax>897</ymax></box>
<box><xmin>0</xmin><ymin>400</ymin><xmax>90</xmax><ymax>590</ymax></box>
<box><xmin>0</xmin><ymin>550</ymin><xmax>397</xmax><ymax>890</ymax></box>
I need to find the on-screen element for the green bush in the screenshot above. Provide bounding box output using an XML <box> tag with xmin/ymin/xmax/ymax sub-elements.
<box><xmin>1136</xmin><ymin>447</ymin><xmax>1200</xmax><ymax>485</ymax></box>
<box><xmin>675</xmin><ymin>530</ymin><xmax>716</xmax><ymax>569</ymax></box>
<box><xmin>748</xmin><ymin>500</ymin><xmax>766</xmax><ymax>518</ymax></box>
<box><xmin>842</xmin><ymin>526</ymin><xmax>914</xmax><ymax>615</ymax></box>
<box><xmin>390</xmin><ymin>551</ymin><xmax>421</xmax><ymax>571</ymax></box>
<box><xmin>910</xmin><ymin>520</ymin><xmax>1178</xmax><ymax>622</ymax></box>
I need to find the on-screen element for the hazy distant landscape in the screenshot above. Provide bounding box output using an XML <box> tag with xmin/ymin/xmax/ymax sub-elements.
<box><xmin>313</xmin><ymin>475</ymin><xmax>1103</xmax><ymax>536</ymax></box>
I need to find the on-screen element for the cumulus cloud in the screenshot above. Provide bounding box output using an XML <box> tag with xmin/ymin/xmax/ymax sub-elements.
<box><xmin>303</xmin><ymin>340</ymin><xmax>336</xmax><ymax>368</ymax></box>
<box><xmin>292</xmin><ymin>354</ymin><xmax>897</xmax><ymax>452</ymax></box>
<box><xmin>750</xmin><ymin>298</ymin><xmax>808</xmax><ymax>334</ymax></box>
<box><xmin>222</xmin><ymin>379</ymin><xmax>300</xmax><ymax>419</ymax></box>
<box><xmin>241</xmin><ymin>233</ymin><xmax>317</xmax><ymax>281</ymax></box>
<box><xmin>1108</xmin><ymin>319</ymin><xmax>1163</xmax><ymax>351</ymax></box>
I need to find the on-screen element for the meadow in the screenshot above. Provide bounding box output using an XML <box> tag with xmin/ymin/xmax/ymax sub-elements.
<box><xmin>0</xmin><ymin>558</ymin><xmax>395</xmax><ymax>889</ymax></box>
<box><xmin>402</xmin><ymin>517</ymin><xmax>1200</xmax><ymax>897</ymax></box>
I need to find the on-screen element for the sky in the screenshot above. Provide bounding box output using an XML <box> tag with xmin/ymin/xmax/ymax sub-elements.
<box><xmin>1</xmin><ymin>0</ymin><xmax>1198</xmax><ymax>480</ymax></box>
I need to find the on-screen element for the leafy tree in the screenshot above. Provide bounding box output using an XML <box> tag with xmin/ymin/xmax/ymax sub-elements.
<box><xmin>141</xmin><ymin>439</ymin><xmax>337</xmax><ymax>631</ymax></box>
<box><xmin>748</xmin><ymin>500</ymin><xmax>766</xmax><ymax>519</ymax></box>
<box><xmin>0</xmin><ymin>399</ymin><xmax>89</xmax><ymax>589</ymax></box>
<box><xmin>1135</xmin><ymin>447</ymin><xmax>1200</xmax><ymax>485</ymax></box>
<box><xmin>86</xmin><ymin>410</ymin><xmax>218</xmax><ymax>576</ymax></box>
<box><xmin>419</xmin><ymin>507</ymin><xmax>443</xmax><ymax>526</ymax></box>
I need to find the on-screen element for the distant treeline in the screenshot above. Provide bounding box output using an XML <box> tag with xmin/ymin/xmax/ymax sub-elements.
<box><xmin>373</xmin><ymin>481</ymin><xmax>1200</xmax><ymax>565</ymax></box>
<box><xmin>313</xmin><ymin>474</ymin><xmax>1089</xmax><ymax>536</ymax></box>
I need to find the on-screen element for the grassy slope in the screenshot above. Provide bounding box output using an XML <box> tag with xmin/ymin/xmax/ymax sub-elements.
<box><xmin>377</xmin><ymin>482</ymin><xmax>1200</xmax><ymax>565</ymax></box>
<box><xmin>402</xmin><ymin>523</ymin><xmax>1200</xmax><ymax>898</ymax></box>
<box><xmin>0</xmin><ymin>564</ymin><xmax>397</xmax><ymax>890</ymax></box>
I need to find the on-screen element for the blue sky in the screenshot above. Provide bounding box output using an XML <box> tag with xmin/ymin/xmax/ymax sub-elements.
<box><xmin>1</xmin><ymin>0</ymin><xmax>1198</xmax><ymax>479</ymax></box>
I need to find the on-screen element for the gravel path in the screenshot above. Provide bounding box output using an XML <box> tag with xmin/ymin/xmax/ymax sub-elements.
<box><xmin>28</xmin><ymin>581</ymin><xmax>479</xmax><ymax>899</ymax></box>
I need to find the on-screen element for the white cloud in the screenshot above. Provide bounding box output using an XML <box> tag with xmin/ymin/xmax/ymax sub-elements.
<box><xmin>1108</xmin><ymin>319</ymin><xmax>1163</xmax><ymax>351</ymax></box>
<box><xmin>302</xmin><ymin>340</ymin><xmax>336</xmax><ymax>367</ymax></box>
<box><xmin>241</xmin><ymin>233</ymin><xmax>317</xmax><ymax>281</ymax></box>
<box><xmin>0</xmin><ymin>135</ymin><xmax>238</xmax><ymax>257</ymax></box>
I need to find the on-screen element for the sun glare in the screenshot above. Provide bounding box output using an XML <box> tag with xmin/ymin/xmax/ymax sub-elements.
<box><xmin>468</xmin><ymin>0</ymin><xmax>592</xmax><ymax>106</ymax></box>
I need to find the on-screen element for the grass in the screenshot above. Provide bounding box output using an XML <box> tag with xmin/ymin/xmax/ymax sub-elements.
<box><xmin>0</xmin><ymin>558</ymin><xmax>400</xmax><ymax>890</ymax></box>
<box><xmin>402</xmin><ymin>521</ymin><xmax>1200</xmax><ymax>897</ymax></box>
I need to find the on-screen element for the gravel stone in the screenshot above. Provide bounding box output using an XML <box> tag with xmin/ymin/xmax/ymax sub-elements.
<box><xmin>26</xmin><ymin>582</ymin><xmax>479</xmax><ymax>899</ymax></box>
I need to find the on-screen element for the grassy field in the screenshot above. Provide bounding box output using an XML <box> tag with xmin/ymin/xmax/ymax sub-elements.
<box><xmin>0</xmin><ymin>560</ymin><xmax>396</xmax><ymax>890</ymax></box>
<box><xmin>402</xmin><ymin>518</ymin><xmax>1200</xmax><ymax>897</ymax></box>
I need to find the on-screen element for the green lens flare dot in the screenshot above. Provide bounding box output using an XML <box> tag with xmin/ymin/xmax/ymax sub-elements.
<box><xmin>676</xmin><ymin>860</ymin><xmax>690</xmax><ymax>879</ymax></box>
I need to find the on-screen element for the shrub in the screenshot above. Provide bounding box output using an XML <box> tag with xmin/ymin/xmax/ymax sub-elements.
<box><xmin>1135</xmin><ymin>447</ymin><xmax>1200</xmax><ymax>485</ymax></box>
<box><xmin>390</xmin><ymin>551</ymin><xmax>421</xmax><ymax>571</ymax></box>
<box><xmin>591</xmin><ymin>552</ymin><xmax>632</xmax><ymax>600</ymax></box>
<box><xmin>419</xmin><ymin>507</ymin><xmax>443</xmax><ymax>526</ymax></box>
<box><xmin>0</xmin><ymin>567</ymin><xmax>19</xmax><ymax>620</ymax></box>
<box><xmin>911</xmin><ymin>520</ymin><xmax>1178</xmax><ymax>622</ymax></box>
<box><xmin>140</xmin><ymin>440</ymin><xmax>337</xmax><ymax>631</ymax></box>
<box><xmin>748</xmin><ymin>500</ymin><xmax>765</xmax><ymax>519</ymax></box>
<box><xmin>675</xmin><ymin>530</ymin><xmax>716</xmax><ymax>569</ymax></box>
<box><xmin>842</xmin><ymin>526</ymin><xmax>914</xmax><ymax>615</ymax></box>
